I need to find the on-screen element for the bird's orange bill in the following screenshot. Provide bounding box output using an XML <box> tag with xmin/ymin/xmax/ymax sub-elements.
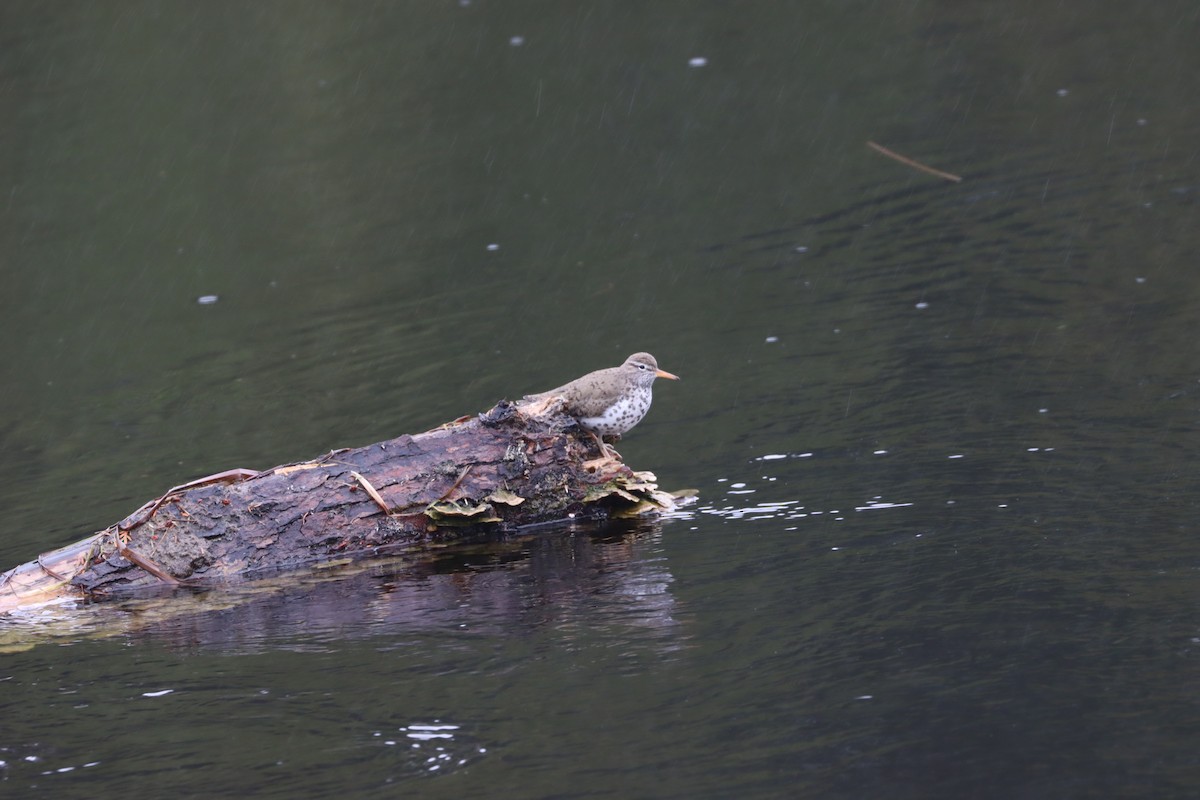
<box><xmin>656</xmin><ymin>369</ymin><xmax>680</xmax><ymax>381</ymax></box>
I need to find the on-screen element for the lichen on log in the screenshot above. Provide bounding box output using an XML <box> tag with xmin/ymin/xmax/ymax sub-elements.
<box><xmin>0</xmin><ymin>401</ymin><xmax>674</xmax><ymax>614</ymax></box>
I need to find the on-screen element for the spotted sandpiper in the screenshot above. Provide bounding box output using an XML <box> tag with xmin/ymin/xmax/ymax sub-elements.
<box><xmin>524</xmin><ymin>352</ymin><xmax>680</xmax><ymax>456</ymax></box>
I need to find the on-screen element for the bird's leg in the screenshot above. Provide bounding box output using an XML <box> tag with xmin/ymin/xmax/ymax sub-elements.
<box><xmin>588</xmin><ymin>430</ymin><xmax>609</xmax><ymax>457</ymax></box>
<box><xmin>596</xmin><ymin>432</ymin><xmax>623</xmax><ymax>460</ymax></box>
<box><xmin>585</xmin><ymin>430</ymin><xmax>621</xmax><ymax>459</ymax></box>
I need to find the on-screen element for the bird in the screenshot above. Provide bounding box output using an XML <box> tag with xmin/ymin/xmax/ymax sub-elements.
<box><xmin>523</xmin><ymin>352</ymin><xmax>679</xmax><ymax>457</ymax></box>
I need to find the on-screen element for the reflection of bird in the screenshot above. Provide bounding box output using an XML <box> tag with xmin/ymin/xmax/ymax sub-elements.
<box><xmin>524</xmin><ymin>352</ymin><xmax>680</xmax><ymax>456</ymax></box>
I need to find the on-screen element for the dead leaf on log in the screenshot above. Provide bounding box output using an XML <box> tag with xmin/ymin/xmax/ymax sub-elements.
<box><xmin>486</xmin><ymin>488</ymin><xmax>526</xmax><ymax>506</ymax></box>
<box><xmin>425</xmin><ymin>499</ymin><xmax>502</xmax><ymax>525</ymax></box>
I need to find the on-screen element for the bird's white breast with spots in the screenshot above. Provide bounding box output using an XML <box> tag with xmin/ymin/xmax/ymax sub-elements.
<box><xmin>579</xmin><ymin>388</ymin><xmax>653</xmax><ymax>437</ymax></box>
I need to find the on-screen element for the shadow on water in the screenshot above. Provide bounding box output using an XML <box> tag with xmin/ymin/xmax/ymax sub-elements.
<box><xmin>0</xmin><ymin>516</ymin><xmax>700</xmax><ymax>795</ymax></box>
<box><xmin>0</xmin><ymin>517</ymin><xmax>686</xmax><ymax>658</ymax></box>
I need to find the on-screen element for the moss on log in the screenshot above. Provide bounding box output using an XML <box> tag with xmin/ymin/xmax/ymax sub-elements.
<box><xmin>0</xmin><ymin>401</ymin><xmax>674</xmax><ymax>614</ymax></box>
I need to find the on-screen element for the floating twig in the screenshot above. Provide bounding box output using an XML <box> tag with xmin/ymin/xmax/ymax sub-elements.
<box><xmin>867</xmin><ymin>141</ymin><xmax>962</xmax><ymax>183</ymax></box>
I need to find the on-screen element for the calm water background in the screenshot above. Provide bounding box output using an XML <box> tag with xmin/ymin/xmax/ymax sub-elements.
<box><xmin>2</xmin><ymin>1</ymin><xmax>1199</xmax><ymax>797</ymax></box>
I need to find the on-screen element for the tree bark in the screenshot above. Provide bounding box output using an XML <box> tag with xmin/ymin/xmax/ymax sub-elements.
<box><xmin>0</xmin><ymin>401</ymin><xmax>673</xmax><ymax>614</ymax></box>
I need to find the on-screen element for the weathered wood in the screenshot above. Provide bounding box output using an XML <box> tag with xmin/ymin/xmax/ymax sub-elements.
<box><xmin>0</xmin><ymin>401</ymin><xmax>673</xmax><ymax>614</ymax></box>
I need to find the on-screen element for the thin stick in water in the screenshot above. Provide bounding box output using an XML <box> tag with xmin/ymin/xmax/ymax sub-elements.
<box><xmin>867</xmin><ymin>141</ymin><xmax>962</xmax><ymax>183</ymax></box>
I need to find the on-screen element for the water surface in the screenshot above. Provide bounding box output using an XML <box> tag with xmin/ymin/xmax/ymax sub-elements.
<box><xmin>2</xmin><ymin>2</ymin><xmax>1199</xmax><ymax>798</ymax></box>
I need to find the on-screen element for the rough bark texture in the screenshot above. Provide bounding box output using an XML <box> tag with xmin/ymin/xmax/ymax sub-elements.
<box><xmin>0</xmin><ymin>401</ymin><xmax>672</xmax><ymax>614</ymax></box>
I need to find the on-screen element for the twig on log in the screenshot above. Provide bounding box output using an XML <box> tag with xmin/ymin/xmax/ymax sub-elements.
<box><xmin>118</xmin><ymin>468</ymin><xmax>261</xmax><ymax>535</ymax></box>
<box><xmin>35</xmin><ymin>554</ymin><xmax>70</xmax><ymax>585</ymax></box>
<box><xmin>434</xmin><ymin>465</ymin><xmax>473</xmax><ymax>503</ymax></box>
<box><xmin>351</xmin><ymin>471</ymin><xmax>392</xmax><ymax>516</ymax></box>
<box><xmin>111</xmin><ymin>535</ymin><xmax>181</xmax><ymax>586</ymax></box>
<box><xmin>867</xmin><ymin>141</ymin><xmax>962</xmax><ymax>183</ymax></box>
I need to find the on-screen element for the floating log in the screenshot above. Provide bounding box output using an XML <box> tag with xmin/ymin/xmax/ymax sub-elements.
<box><xmin>0</xmin><ymin>400</ymin><xmax>674</xmax><ymax>615</ymax></box>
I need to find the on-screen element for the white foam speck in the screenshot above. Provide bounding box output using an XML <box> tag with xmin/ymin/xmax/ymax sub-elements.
<box><xmin>407</xmin><ymin>724</ymin><xmax>459</xmax><ymax>731</ymax></box>
<box><xmin>854</xmin><ymin>501</ymin><xmax>914</xmax><ymax>512</ymax></box>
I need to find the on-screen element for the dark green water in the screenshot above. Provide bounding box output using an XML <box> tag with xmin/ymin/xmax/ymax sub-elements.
<box><xmin>2</xmin><ymin>2</ymin><xmax>1199</xmax><ymax>797</ymax></box>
